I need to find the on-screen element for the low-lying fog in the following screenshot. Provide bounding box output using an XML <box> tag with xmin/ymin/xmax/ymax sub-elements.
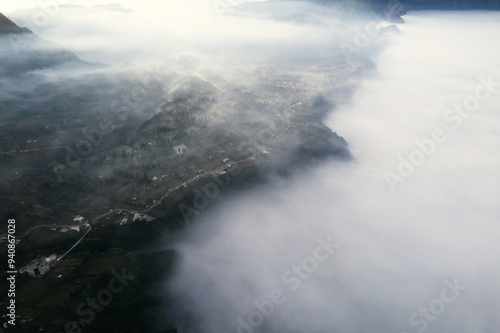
<box><xmin>166</xmin><ymin>11</ymin><xmax>500</xmax><ymax>333</ymax></box>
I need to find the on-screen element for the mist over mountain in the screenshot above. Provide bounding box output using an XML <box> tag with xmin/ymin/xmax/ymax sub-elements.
<box><xmin>1</xmin><ymin>1</ymin><xmax>499</xmax><ymax>333</ymax></box>
<box><xmin>1</xmin><ymin>0</ymin><xmax>375</xmax><ymax>247</ymax></box>
<box><xmin>7</xmin><ymin>4</ymin><xmax>182</xmax><ymax>65</ymax></box>
<box><xmin>0</xmin><ymin>13</ymin><xmax>86</xmax><ymax>77</ymax></box>
<box><xmin>0</xmin><ymin>12</ymin><xmax>25</xmax><ymax>33</ymax></box>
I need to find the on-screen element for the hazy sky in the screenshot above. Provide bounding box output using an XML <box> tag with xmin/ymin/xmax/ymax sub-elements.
<box><xmin>5</xmin><ymin>0</ymin><xmax>354</xmax><ymax>72</ymax></box>
<box><xmin>4</xmin><ymin>0</ymin><xmax>268</xmax><ymax>34</ymax></box>
<box><xmin>5</xmin><ymin>0</ymin><xmax>216</xmax><ymax>15</ymax></box>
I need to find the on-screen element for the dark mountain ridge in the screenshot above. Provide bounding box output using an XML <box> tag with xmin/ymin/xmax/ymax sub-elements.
<box><xmin>305</xmin><ymin>0</ymin><xmax>500</xmax><ymax>11</ymax></box>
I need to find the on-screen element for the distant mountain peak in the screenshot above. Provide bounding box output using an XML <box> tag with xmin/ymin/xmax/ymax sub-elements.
<box><xmin>0</xmin><ymin>12</ymin><xmax>23</xmax><ymax>34</ymax></box>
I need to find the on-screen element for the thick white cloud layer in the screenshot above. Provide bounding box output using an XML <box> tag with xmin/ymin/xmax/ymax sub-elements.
<box><xmin>166</xmin><ymin>11</ymin><xmax>500</xmax><ymax>333</ymax></box>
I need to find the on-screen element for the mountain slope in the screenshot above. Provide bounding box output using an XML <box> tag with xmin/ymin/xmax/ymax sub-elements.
<box><xmin>0</xmin><ymin>12</ymin><xmax>25</xmax><ymax>33</ymax></box>
<box><xmin>0</xmin><ymin>12</ymin><xmax>85</xmax><ymax>77</ymax></box>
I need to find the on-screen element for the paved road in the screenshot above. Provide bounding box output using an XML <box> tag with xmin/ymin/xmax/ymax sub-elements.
<box><xmin>22</xmin><ymin>224</ymin><xmax>81</xmax><ymax>237</ymax></box>
<box><xmin>6</xmin><ymin>143</ymin><xmax>262</xmax><ymax>271</ymax></box>
<box><xmin>57</xmin><ymin>227</ymin><xmax>92</xmax><ymax>262</ymax></box>
<box><xmin>14</xmin><ymin>146</ymin><xmax>260</xmax><ymax>243</ymax></box>
<box><xmin>0</xmin><ymin>146</ymin><xmax>65</xmax><ymax>154</ymax></box>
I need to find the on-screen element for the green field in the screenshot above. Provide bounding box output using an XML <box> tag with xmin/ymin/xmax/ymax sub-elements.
<box><xmin>36</xmin><ymin>288</ymin><xmax>66</xmax><ymax>308</ymax></box>
<box><xmin>15</xmin><ymin>279</ymin><xmax>72</xmax><ymax>317</ymax></box>
<box><xmin>99</xmin><ymin>213</ymin><xmax>127</xmax><ymax>225</ymax></box>
<box><xmin>83</xmin><ymin>250</ymin><xmax>127</xmax><ymax>274</ymax></box>
<box><xmin>25</xmin><ymin>228</ymin><xmax>78</xmax><ymax>247</ymax></box>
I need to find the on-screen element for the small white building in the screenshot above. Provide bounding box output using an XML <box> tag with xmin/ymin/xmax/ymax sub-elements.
<box><xmin>173</xmin><ymin>144</ymin><xmax>187</xmax><ymax>155</ymax></box>
<box><xmin>120</xmin><ymin>216</ymin><xmax>128</xmax><ymax>225</ymax></box>
<box><xmin>73</xmin><ymin>215</ymin><xmax>85</xmax><ymax>223</ymax></box>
